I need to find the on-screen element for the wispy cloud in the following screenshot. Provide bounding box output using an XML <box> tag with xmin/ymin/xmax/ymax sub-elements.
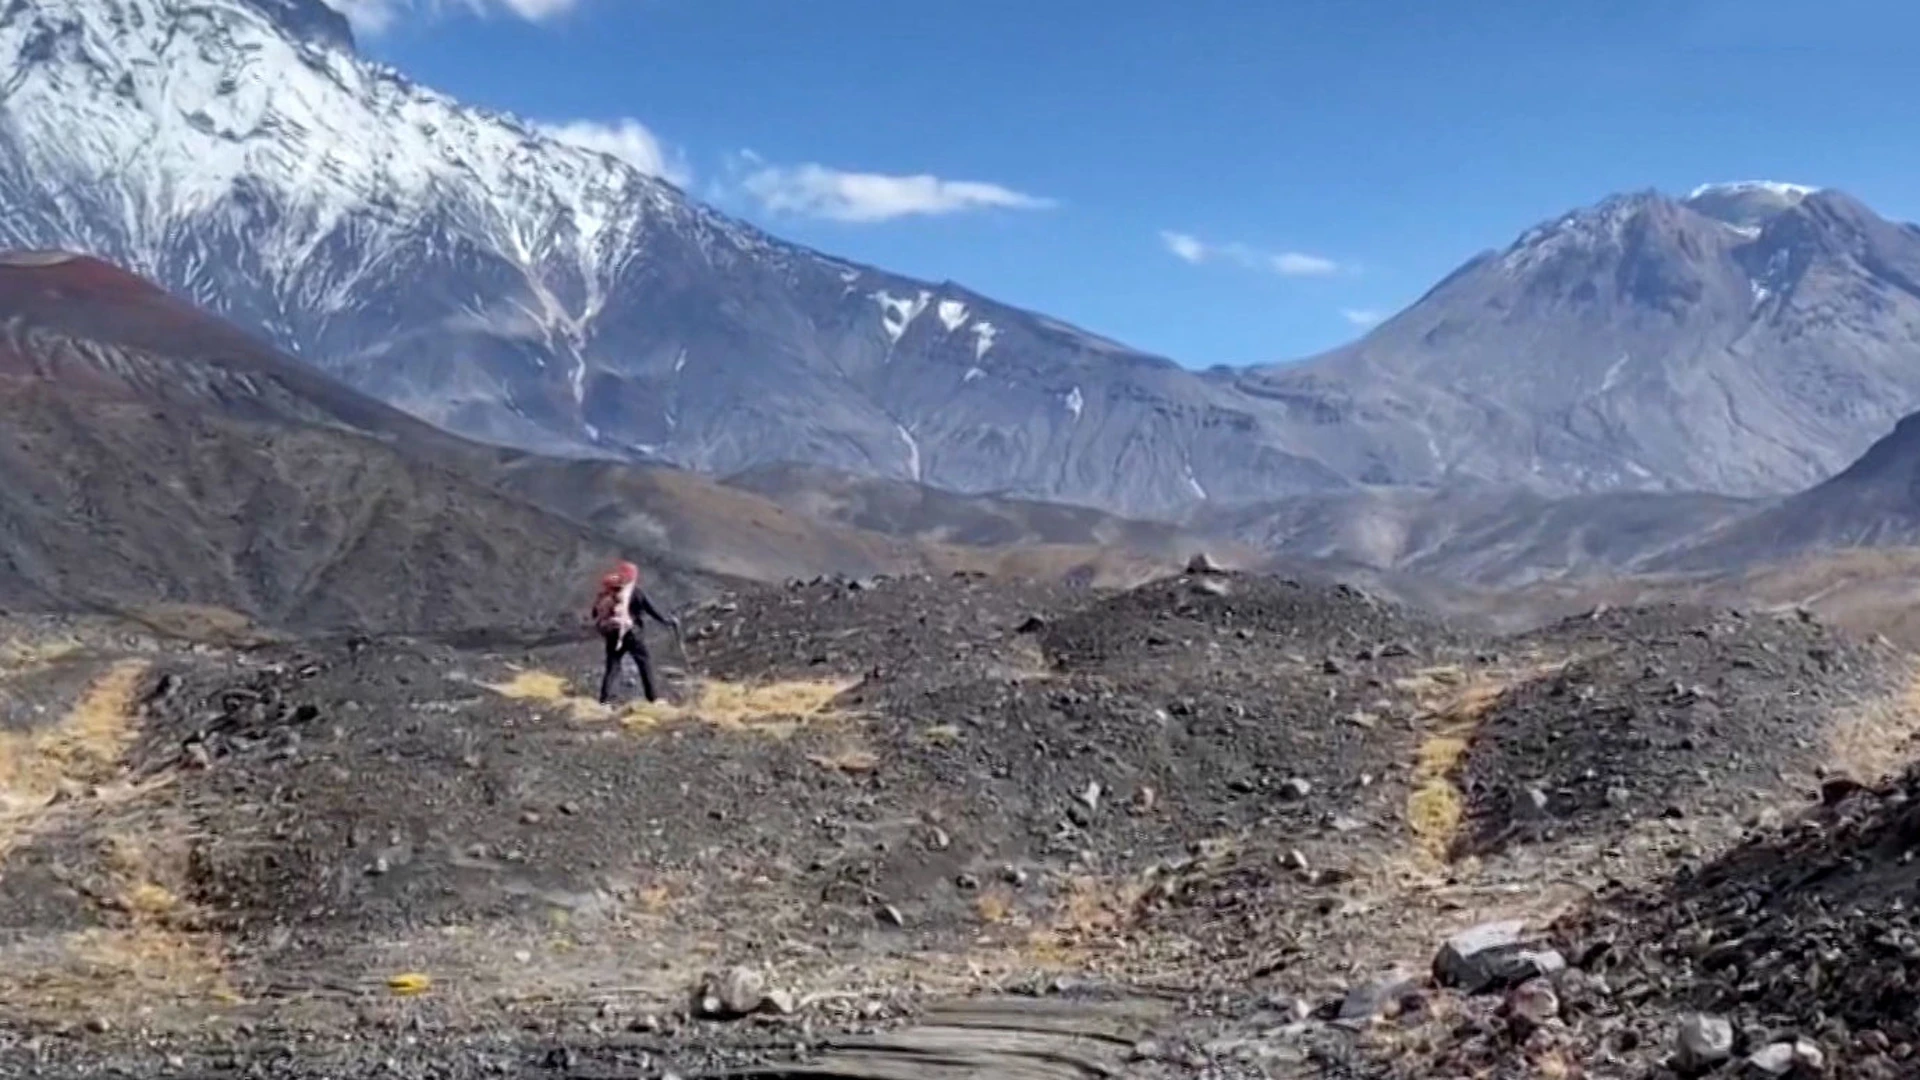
<box><xmin>327</xmin><ymin>0</ymin><xmax>586</xmax><ymax>35</ymax></box>
<box><xmin>1341</xmin><ymin>308</ymin><xmax>1386</xmax><ymax>328</ymax></box>
<box><xmin>537</xmin><ymin>119</ymin><xmax>691</xmax><ymax>187</ymax></box>
<box><xmin>1159</xmin><ymin>230</ymin><xmax>1345</xmax><ymax>278</ymax></box>
<box><xmin>734</xmin><ymin>158</ymin><xmax>1055</xmax><ymax>224</ymax></box>
<box><xmin>1161</xmin><ymin>231</ymin><xmax>1208</xmax><ymax>265</ymax></box>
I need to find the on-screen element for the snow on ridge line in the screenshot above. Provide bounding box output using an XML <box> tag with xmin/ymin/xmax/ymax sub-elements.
<box><xmin>0</xmin><ymin>0</ymin><xmax>726</xmax><ymax>288</ymax></box>
<box><xmin>1686</xmin><ymin>180</ymin><xmax>1820</xmax><ymax>200</ymax></box>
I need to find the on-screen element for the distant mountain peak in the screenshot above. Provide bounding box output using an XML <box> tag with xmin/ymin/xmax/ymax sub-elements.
<box><xmin>1499</xmin><ymin>189</ymin><xmax>1682</xmax><ymax>273</ymax></box>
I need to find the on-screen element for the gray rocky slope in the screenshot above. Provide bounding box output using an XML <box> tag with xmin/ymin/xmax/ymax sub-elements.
<box><xmin>1240</xmin><ymin>182</ymin><xmax>1920</xmax><ymax>499</ymax></box>
<box><xmin>4</xmin><ymin>2</ymin><xmax>1920</xmax><ymax>518</ymax></box>
<box><xmin>1662</xmin><ymin>405</ymin><xmax>1920</xmax><ymax>570</ymax></box>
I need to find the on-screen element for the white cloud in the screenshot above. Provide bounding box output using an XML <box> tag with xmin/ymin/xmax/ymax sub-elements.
<box><xmin>1274</xmin><ymin>252</ymin><xmax>1341</xmax><ymax>277</ymax></box>
<box><xmin>327</xmin><ymin>0</ymin><xmax>586</xmax><ymax>34</ymax></box>
<box><xmin>537</xmin><ymin>119</ymin><xmax>691</xmax><ymax>187</ymax></box>
<box><xmin>1160</xmin><ymin>230</ymin><xmax>1345</xmax><ymax>278</ymax></box>
<box><xmin>1341</xmin><ymin>308</ymin><xmax>1385</xmax><ymax>327</ymax></box>
<box><xmin>327</xmin><ymin>0</ymin><xmax>403</xmax><ymax>32</ymax></box>
<box><xmin>1160</xmin><ymin>231</ymin><xmax>1207</xmax><ymax>265</ymax></box>
<box><xmin>736</xmin><ymin>160</ymin><xmax>1054</xmax><ymax>223</ymax></box>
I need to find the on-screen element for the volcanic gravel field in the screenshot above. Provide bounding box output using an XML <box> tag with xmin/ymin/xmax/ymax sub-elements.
<box><xmin>0</xmin><ymin>572</ymin><xmax>1912</xmax><ymax>1078</ymax></box>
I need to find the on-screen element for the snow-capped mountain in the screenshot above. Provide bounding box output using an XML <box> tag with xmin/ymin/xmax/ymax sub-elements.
<box><xmin>0</xmin><ymin>0</ymin><xmax>1346</xmax><ymax>516</ymax></box>
<box><xmin>6</xmin><ymin>0</ymin><xmax>1920</xmax><ymax>517</ymax></box>
<box><xmin>1235</xmin><ymin>183</ymin><xmax>1920</xmax><ymax>498</ymax></box>
<box><xmin>1683</xmin><ymin>180</ymin><xmax>1819</xmax><ymax>231</ymax></box>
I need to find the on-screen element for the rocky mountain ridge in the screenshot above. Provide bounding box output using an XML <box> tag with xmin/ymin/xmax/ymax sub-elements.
<box><xmin>7</xmin><ymin>0</ymin><xmax>1920</xmax><ymax>516</ymax></box>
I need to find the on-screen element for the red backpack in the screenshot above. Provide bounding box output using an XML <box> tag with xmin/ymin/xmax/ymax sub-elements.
<box><xmin>591</xmin><ymin>562</ymin><xmax>638</xmax><ymax>635</ymax></box>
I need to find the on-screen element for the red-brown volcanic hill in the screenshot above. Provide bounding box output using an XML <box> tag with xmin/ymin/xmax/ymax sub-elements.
<box><xmin>0</xmin><ymin>251</ymin><xmax>476</xmax><ymax>444</ymax></box>
<box><xmin>0</xmin><ymin>251</ymin><xmax>706</xmax><ymax>632</ymax></box>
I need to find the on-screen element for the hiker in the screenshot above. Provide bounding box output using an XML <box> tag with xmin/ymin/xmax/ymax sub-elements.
<box><xmin>591</xmin><ymin>560</ymin><xmax>680</xmax><ymax>705</ymax></box>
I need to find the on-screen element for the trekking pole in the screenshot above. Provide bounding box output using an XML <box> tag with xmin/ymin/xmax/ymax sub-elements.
<box><xmin>673</xmin><ymin>616</ymin><xmax>700</xmax><ymax>682</ymax></box>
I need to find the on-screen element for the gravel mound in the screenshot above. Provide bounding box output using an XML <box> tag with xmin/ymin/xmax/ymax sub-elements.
<box><xmin>1041</xmin><ymin>574</ymin><xmax>1457</xmax><ymax>676</ymax></box>
<box><xmin>1402</xmin><ymin>766</ymin><xmax>1920</xmax><ymax>1079</ymax></box>
<box><xmin>688</xmin><ymin>572</ymin><xmax>1076</xmax><ymax>683</ymax></box>
<box><xmin>1458</xmin><ymin>605</ymin><xmax>1900</xmax><ymax>856</ymax></box>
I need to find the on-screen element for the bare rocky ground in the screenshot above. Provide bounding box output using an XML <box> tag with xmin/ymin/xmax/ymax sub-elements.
<box><xmin>0</xmin><ymin>572</ymin><xmax>1913</xmax><ymax>1078</ymax></box>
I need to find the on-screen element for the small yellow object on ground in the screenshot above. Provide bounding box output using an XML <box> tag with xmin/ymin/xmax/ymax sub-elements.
<box><xmin>387</xmin><ymin>972</ymin><xmax>432</xmax><ymax>996</ymax></box>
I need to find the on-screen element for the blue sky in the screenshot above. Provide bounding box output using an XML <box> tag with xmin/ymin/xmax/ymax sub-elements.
<box><xmin>339</xmin><ymin>0</ymin><xmax>1920</xmax><ymax>367</ymax></box>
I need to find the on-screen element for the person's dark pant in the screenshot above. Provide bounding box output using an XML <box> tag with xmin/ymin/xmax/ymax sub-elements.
<box><xmin>599</xmin><ymin>629</ymin><xmax>658</xmax><ymax>704</ymax></box>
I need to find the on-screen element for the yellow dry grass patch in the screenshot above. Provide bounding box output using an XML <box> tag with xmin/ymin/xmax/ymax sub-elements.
<box><xmin>636</xmin><ymin>884</ymin><xmax>674</xmax><ymax>915</ymax></box>
<box><xmin>1016</xmin><ymin>875</ymin><xmax>1145</xmax><ymax>965</ymax></box>
<box><xmin>0</xmin><ymin>658</ymin><xmax>239</xmax><ymax>1018</ymax></box>
<box><xmin>919</xmin><ymin>723</ymin><xmax>964</xmax><ymax>747</ymax></box>
<box><xmin>621</xmin><ymin>677</ymin><xmax>852</xmax><ymax>736</ymax></box>
<box><xmin>484</xmin><ymin>669</ymin><xmax>853</xmax><ymax>737</ymax></box>
<box><xmin>807</xmin><ymin>746</ymin><xmax>880</xmax><ymax>773</ymax></box>
<box><xmin>19</xmin><ymin>926</ymin><xmax>235</xmax><ymax>1012</ymax></box>
<box><xmin>125</xmin><ymin>604</ymin><xmax>269</xmax><ymax>647</ymax></box>
<box><xmin>1404</xmin><ymin>674</ymin><xmax>1513</xmax><ymax>866</ymax></box>
<box><xmin>0</xmin><ymin>636</ymin><xmax>80</xmax><ymax>674</ymax></box>
<box><xmin>973</xmin><ymin>889</ymin><xmax>1015</xmax><ymax>925</ymax></box>
<box><xmin>65</xmin><ymin>828</ymin><xmax>237</xmax><ymax>1008</ymax></box>
<box><xmin>484</xmin><ymin>669</ymin><xmax>610</xmax><ymax>722</ymax></box>
<box><xmin>0</xmin><ymin>660</ymin><xmax>150</xmax><ymax>854</ymax></box>
<box><xmin>1826</xmin><ymin>659</ymin><xmax>1920</xmax><ymax>785</ymax></box>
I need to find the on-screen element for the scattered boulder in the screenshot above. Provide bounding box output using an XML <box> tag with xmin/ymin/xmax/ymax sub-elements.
<box><xmin>1505</xmin><ymin>978</ymin><xmax>1560</xmax><ymax>1037</ymax></box>
<box><xmin>1433</xmin><ymin>921</ymin><xmax>1566</xmax><ymax>994</ymax></box>
<box><xmin>1745</xmin><ymin>1039</ymin><xmax>1824</xmax><ymax>1076</ymax></box>
<box><xmin>1821</xmin><ymin>775</ymin><xmax>1868</xmax><ymax>806</ymax></box>
<box><xmin>1335</xmin><ymin>969</ymin><xmax>1421</xmax><ymax>1026</ymax></box>
<box><xmin>1675</xmin><ymin>1013</ymin><xmax>1734</xmax><ymax>1071</ymax></box>
<box><xmin>1513</xmin><ymin>785</ymin><xmax>1553</xmax><ymax>822</ymax></box>
<box><xmin>691</xmin><ymin>967</ymin><xmax>772</xmax><ymax>1021</ymax></box>
<box><xmin>1746</xmin><ymin>1043</ymin><xmax>1797</xmax><ymax>1075</ymax></box>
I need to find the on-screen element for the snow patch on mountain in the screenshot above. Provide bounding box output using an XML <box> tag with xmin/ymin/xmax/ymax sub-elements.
<box><xmin>936</xmin><ymin>299</ymin><xmax>968</xmax><ymax>332</ymax></box>
<box><xmin>971</xmin><ymin>321</ymin><xmax>998</xmax><ymax>360</ymax></box>
<box><xmin>895</xmin><ymin>423</ymin><xmax>922</xmax><ymax>482</ymax></box>
<box><xmin>872</xmin><ymin>289</ymin><xmax>931</xmax><ymax>344</ymax></box>
<box><xmin>1183</xmin><ymin>462</ymin><xmax>1207</xmax><ymax>500</ymax></box>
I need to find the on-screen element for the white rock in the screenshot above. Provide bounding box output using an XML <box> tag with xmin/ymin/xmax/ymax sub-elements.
<box><xmin>1676</xmin><ymin>1013</ymin><xmax>1734</xmax><ymax>1070</ymax></box>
